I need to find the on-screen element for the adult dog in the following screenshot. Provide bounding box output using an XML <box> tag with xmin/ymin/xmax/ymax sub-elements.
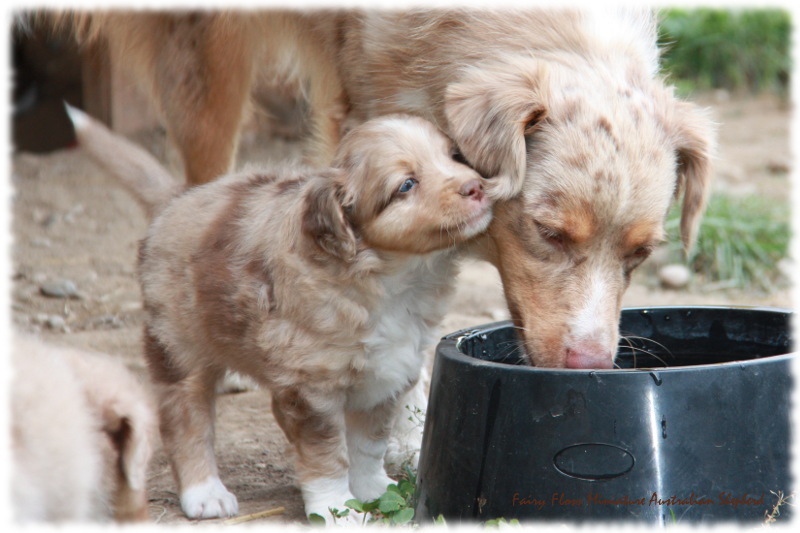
<box><xmin>69</xmin><ymin>106</ymin><xmax>491</xmax><ymax>523</ymax></box>
<box><xmin>54</xmin><ymin>7</ymin><xmax>713</xmax><ymax>370</ymax></box>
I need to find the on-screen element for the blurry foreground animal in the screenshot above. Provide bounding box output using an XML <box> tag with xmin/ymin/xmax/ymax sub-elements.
<box><xmin>11</xmin><ymin>335</ymin><xmax>157</xmax><ymax>523</ymax></box>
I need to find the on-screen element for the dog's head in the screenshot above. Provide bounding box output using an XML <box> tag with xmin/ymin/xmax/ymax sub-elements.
<box><xmin>445</xmin><ymin>42</ymin><xmax>714</xmax><ymax>368</ymax></box>
<box><xmin>303</xmin><ymin>115</ymin><xmax>493</xmax><ymax>261</ymax></box>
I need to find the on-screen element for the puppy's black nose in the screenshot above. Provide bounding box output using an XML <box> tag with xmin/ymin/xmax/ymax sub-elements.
<box><xmin>459</xmin><ymin>179</ymin><xmax>484</xmax><ymax>200</ymax></box>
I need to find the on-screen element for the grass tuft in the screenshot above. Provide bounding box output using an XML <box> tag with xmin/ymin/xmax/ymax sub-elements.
<box><xmin>665</xmin><ymin>194</ymin><xmax>790</xmax><ymax>293</ymax></box>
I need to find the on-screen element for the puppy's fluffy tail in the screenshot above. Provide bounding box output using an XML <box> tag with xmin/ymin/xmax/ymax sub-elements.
<box><xmin>65</xmin><ymin>103</ymin><xmax>182</xmax><ymax>218</ymax></box>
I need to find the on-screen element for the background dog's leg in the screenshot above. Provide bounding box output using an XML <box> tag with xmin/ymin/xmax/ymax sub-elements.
<box><xmin>152</xmin><ymin>15</ymin><xmax>256</xmax><ymax>186</ymax></box>
<box><xmin>346</xmin><ymin>402</ymin><xmax>397</xmax><ymax>501</ymax></box>
<box><xmin>305</xmin><ymin>78</ymin><xmax>348</xmax><ymax>166</ymax></box>
<box><xmin>271</xmin><ymin>389</ymin><xmax>360</xmax><ymax>525</ymax></box>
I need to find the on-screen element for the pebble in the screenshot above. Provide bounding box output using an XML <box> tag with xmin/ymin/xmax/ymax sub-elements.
<box><xmin>658</xmin><ymin>264</ymin><xmax>691</xmax><ymax>289</ymax></box>
<box><xmin>40</xmin><ymin>279</ymin><xmax>81</xmax><ymax>299</ymax></box>
<box><xmin>490</xmin><ymin>308</ymin><xmax>511</xmax><ymax>321</ymax></box>
<box><xmin>45</xmin><ymin>315</ymin><xmax>67</xmax><ymax>331</ymax></box>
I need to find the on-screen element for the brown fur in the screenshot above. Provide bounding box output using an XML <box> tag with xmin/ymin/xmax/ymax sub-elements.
<box><xmin>49</xmin><ymin>8</ymin><xmax>714</xmax><ymax>369</ymax></box>
<box><xmin>70</xmin><ymin>109</ymin><xmax>491</xmax><ymax>522</ymax></box>
<box><xmin>11</xmin><ymin>335</ymin><xmax>157</xmax><ymax>523</ymax></box>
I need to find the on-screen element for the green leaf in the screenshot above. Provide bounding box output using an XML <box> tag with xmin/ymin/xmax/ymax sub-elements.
<box><xmin>392</xmin><ymin>507</ymin><xmax>416</xmax><ymax>525</ymax></box>
<box><xmin>378</xmin><ymin>491</ymin><xmax>406</xmax><ymax>513</ymax></box>
<box><xmin>345</xmin><ymin>499</ymin><xmax>365</xmax><ymax>513</ymax></box>
<box><xmin>329</xmin><ymin>507</ymin><xmax>350</xmax><ymax>518</ymax></box>
<box><xmin>361</xmin><ymin>499</ymin><xmax>381</xmax><ymax>513</ymax></box>
<box><xmin>398</xmin><ymin>479</ymin><xmax>415</xmax><ymax>496</ymax></box>
<box><xmin>308</xmin><ymin>513</ymin><xmax>327</xmax><ymax>526</ymax></box>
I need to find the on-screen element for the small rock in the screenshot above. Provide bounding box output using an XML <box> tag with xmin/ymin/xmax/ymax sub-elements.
<box><xmin>40</xmin><ymin>279</ymin><xmax>81</xmax><ymax>299</ymax></box>
<box><xmin>30</xmin><ymin>238</ymin><xmax>53</xmax><ymax>248</ymax></box>
<box><xmin>767</xmin><ymin>158</ymin><xmax>791</xmax><ymax>175</ymax></box>
<box><xmin>490</xmin><ymin>308</ymin><xmax>510</xmax><ymax>321</ymax></box>
<box><xmin>45</xmin><ymin>315</ymin><xmax>66</xmax><ymax>331</ymax></box>
<box><xmin>658</xmin><ymin>264</ymin><xmax>691</xmax><ymax>289</ymax></box>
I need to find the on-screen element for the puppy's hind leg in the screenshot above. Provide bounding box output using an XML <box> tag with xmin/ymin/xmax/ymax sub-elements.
<box><xmin>145</xmin><ymin>331</ymin><xmax>238</xmax><ymax>519</ymax></box>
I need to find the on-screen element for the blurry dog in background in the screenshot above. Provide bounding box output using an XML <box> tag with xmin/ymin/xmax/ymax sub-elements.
<box><xmin>11</xmin><ymin>335</ymin><xmax>157</xmax><ymax>523</ymax></box>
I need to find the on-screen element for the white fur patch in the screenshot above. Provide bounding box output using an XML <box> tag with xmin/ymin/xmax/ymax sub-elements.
<box><xmin>63</xmin><ymin>102</ymin><xmax>90</xmax><ymax>131</ymax></box>
<box><xmin>348</xmin><ymin>253</ymin><xmax>452</xmax><ymax>412</ymax></box>
<box><xmin>347</xmin><ymin>427</ymin><xmax>395</xmax><ymax>501</ymax></box>
<box><xmin>301</xmin><ymin>475</ymin><xmax>362</xmax><ymax>526</ymax></box>
<box><xmin>571</xmin><ymin>270</ymin><xmax>612</xmax><ymax>347</ymax></box>
<box><xmin>180</xmin><ymin>476</ymin><xmax>239</xmax><ymax>519</ymax></box>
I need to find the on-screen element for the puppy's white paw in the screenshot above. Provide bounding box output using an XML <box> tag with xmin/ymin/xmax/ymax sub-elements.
<box><xmin>303</xmin><ymin>475</ymin><xmax>363</xmax><ymax>526</ymax></box>
<box><xmin>181</xmin><ymin>476</ymin><xmax>239</xmax><ymax>519</ymax></box>
<box><xmin>350</xmin><ymin>471</ymin><xmax>395</xmax><ymax>502</ymax></box>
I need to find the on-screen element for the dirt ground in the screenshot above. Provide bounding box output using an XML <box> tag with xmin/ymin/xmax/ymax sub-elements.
<box><xmin>9</xmin><ymin>92</ymin><xmax>792</xmax><ymax>526</ymax></box>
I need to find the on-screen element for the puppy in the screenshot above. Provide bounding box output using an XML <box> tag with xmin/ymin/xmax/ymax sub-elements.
<box><xmin>10</xmin><ymin>335</ymin><xmax>157</xmax><ymax>523</ymax></box>
<box><xmin>49</xmin><ymin>8</ymin><xmax>714</xmax><ymax>370</ymax></box>
<box><xmin>68</xmin><ymin>107</ymin><xmax>491</xmax><ymax>523</ymax></box>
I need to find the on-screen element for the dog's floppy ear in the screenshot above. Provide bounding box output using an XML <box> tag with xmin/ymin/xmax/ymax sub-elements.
<box><xmin>667</xmin><ymin>100</ymin><xmax>715</xmax><ymax>254</ymax></box>
<box><xmin>444</xmin><ymin>58</ymin><xmax>550</xmax><ymax>200</ymax></box>
<box><xmin>302</xmin><ymin>177</ymin><xmax>358</xmax><ymax>262</ymax></box>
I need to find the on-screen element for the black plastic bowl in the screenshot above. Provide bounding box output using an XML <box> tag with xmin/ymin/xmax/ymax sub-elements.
<box><xmin>415</xmin><ymin>306</ymin><xmax>795</xmax><ymax>525</ymax></box>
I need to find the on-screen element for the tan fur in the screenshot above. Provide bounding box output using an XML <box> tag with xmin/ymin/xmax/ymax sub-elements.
<box><xmin>52</xmin><ymin>8</ymin><xmax>714</xmax><ymax>367</ymax></box>
<box><xmin>10</xmin><ymin>335</ymin><xmax>157</xmax><ymax>523</ymax></box>
<box><xmin>71</xmin><ymin>110</ymin><xmax>490</xmax><ymax>521</ymax></box>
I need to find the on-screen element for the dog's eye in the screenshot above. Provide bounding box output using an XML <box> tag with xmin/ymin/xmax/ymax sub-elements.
<box><xmin>536</xmin><ymin>222</ymin><xmax>566</xmax><ymax>249</ymax></box>
<box><xmin>624</xmin><ymin>245</ymin><xmax>655</xmax><ymax>272</ymax></box>
<box><xmin>398</xmin><ymin>177</ymin><xmax>418</xmax><ymax>193</ymax></box>
<box><xmin>524</xmin><ymin>108</ymin><xmax>547</xmax><ymax>136</ymax></box>
<box><xmin>452</xmin><ymin>148</ymin><xmax>469</xmax><ymax>165</ymax></box>
<box><xmin>629</xmin><ymin>246</ymin><xmax>654</xmax><ymax>259</ymax></box>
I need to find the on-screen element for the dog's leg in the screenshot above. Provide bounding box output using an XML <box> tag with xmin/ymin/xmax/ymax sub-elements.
<box><xmin>152</xmin><ymin>16</ymin><xmax>256</xmax><ymax>186</ymax></box>
<box><xmin>145</xmin><ymin>332</ymin><xmax>238</xmax><ymax>519</ymax></box>
<box><xmin>346</xmin><ymin>402</ymin><xmax>397</xmax><ymax>502</ymax></box>
<box><xmin>271</xmin><ymin>388</ymin><xmax>362</xmax><ymax>525</ymax></box>
<box><xmin>159</xmin><ymin>371</ymin><xmax>238</xmax><ymax>519</ymax></box>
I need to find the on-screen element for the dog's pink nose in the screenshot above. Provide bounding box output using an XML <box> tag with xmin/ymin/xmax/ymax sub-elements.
<box><xmin>565</xmin><ymin>344</ymin><xmax>614</xmax><ymax>369</ymax></box>
<box><xmin>459</xmin><ymin>179</ymin><xmax>484</xmax><ymax>200</ymax></box>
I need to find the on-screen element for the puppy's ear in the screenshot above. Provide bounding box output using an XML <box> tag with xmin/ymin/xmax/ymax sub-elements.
<box><xmin>667</xmin><ymin>100</ymin><xmax>715</xmax><ymax>254</ymax></box>
<box><xmin>444</xmin><ymin>58</ymin><xmax>550</xmax><ymax>200</ymax></box>
<box><xmin>302</xmin><ymin>178</ymin><xmax>358</xmax><ymax>262</ymax></box>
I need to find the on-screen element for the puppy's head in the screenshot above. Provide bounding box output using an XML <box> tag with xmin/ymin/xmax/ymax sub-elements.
<box><xmin>445</xmin><ymin>34</ymin><xmax>714</xmax><ymax>369</ymax></box>
<box><xmin>303</xmin><ymin>115</ymin><xmax>492</xmax><ymax>260</ymax></box>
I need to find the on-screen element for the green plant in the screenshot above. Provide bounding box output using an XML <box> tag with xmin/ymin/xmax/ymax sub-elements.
<box><xmin>664</xmin><ymin>194</ymin><xmax>790</xmax><ymax>293</ymax></box>
<box><xmin>345</xmin><ymin>467</ymin><xmax>417</xmax><ymax>526</ymax></box>
<box><xmin>658</xmin><ymin>8</ymin><xmax>791</xmax><ymax>95</ymax></box>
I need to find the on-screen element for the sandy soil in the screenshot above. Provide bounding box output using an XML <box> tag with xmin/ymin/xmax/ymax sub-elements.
<box><xmin>9</xmin><ymin>92</ymin><xmax>792</xmax><ymax>526</ymax></box>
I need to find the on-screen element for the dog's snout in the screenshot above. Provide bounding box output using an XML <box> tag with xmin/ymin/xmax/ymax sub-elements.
<box><xmin>565</xmin><ymin>344</ymin><xmax>614</xmax><ymax>370</ymax></box>
<box><xmin>458</xmin><ymin>178</ymin><xmax>484</xmax><ymax>200</ymax></box>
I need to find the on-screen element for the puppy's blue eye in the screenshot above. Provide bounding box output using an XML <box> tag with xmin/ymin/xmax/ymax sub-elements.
<box><xmin>398</xmin><ymin>178</ymin><xmax>417</xmax><ymax>193</ymax></box>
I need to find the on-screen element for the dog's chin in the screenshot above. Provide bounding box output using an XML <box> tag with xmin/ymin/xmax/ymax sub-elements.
<box><xmin>448</xmin><ymin>207</ymin><xmax>493</xmax><ymax>242</ymax></box>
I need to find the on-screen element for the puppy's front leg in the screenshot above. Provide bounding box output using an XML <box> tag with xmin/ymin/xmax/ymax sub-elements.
<box><xmin>346</xmin><ymin>401</ymin><xmax>397</xmax><ymax>502</ymax></box>
<box><xmin>271</xmin><ymin>389</ymin><xmax>361</xmax><ymax>525</ymax></box>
